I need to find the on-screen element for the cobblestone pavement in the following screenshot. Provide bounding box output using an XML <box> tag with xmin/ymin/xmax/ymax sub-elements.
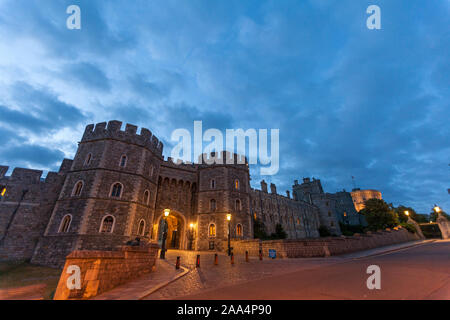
<box><xmin>143</xmin><ymin>250</ymin><xmax>344</xmax><ymax>300</ymax></box>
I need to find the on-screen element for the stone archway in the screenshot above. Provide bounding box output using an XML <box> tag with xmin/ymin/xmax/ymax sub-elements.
<box><xmin>154</xmin><ymin>210</ymin><xmax>187</xmax><ymax>250</ymax></box>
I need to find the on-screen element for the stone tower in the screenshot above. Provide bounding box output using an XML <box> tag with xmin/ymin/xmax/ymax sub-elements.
<box><xmin>32</xmin><ymin>121</ymin><xmax>163</xmax><ymax>267</ymax></box>
<box><xmin>195</xmin><ymin>151</ymin><xmax>252</xmax><ymax>251</ymax></box>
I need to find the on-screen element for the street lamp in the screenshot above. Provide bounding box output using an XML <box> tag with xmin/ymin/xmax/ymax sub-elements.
<box><xmin>404</xmin><ymin>210</ymin><xmax>409</xmax><ymax>216</ymax></box>
<box><xmin>226</xmin><ymin>213</ymin><xmax>232</xmax><ymax>256</ymax></box>
<box><xmin>434</xmin><ymin>206</ymin><xmax>441</xmax><ymax>213</ymax></box>
<box><xmin>188</xmin><ymin>223</ymin><xmax>195</xmax><ymax>250</ymax></box>
<box><xmin>160</xmin><ymin>209</ymin><xmax>170</xmax><ymax>259</ymax></box>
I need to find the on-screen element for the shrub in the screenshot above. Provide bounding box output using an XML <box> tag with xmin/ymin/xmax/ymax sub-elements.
<box><xmin>400</xmin><ymin>223</ymin><xmax>416</xmax><ymax>233</ymax></box>
<box><xmin>318</xmin><ymin>225</ymin><xmax>331</xmax><ymax>237</ymax></box>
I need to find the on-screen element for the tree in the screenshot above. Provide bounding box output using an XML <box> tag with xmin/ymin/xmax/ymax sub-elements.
<box><xmin>360</xmin><ymin>198</ymin><xmax>399</xmax><ymax>231</ymax></box>
<box><xmin>430</xmin><ymin>209</ymin><xmax>450</xmax><ymax>222</ymax></box>
<box><xmin>394</xmin><ymin>205</ymin><xmax>426</xmax><ymax>223</ymax></box>
<box><xmin>272</xmin><ymin>223</ymin><xmax>287</xmax><ymax>239</ymax></box>
<box><xmin>253</xmin><ymin>218</ymin><xmax>268</xmax><ymax>239</ymax></box>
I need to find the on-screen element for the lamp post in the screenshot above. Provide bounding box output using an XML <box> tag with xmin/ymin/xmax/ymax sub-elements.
<box><xmin>160</xmin><ymin>209</ymin><xmax>170</xmax><ymax>259</ymax></box>
<box><xmin>227</xmin><ymin>213</ymin><xmax>232</xmax><ymax>256</ymax></box>
<box><xmin>405</xmin><ymin>210</ymin><xmax>409</xmax><ymax>217</ymax></box>
<box><xmin>189</xmin><ymin>223</ymin><xmax>195</xmax><ymax>250</ymax></box>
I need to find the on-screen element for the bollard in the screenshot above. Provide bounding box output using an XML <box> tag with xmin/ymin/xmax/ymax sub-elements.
<box><xmin>230</xmin><ymin>253</ymin><xmax>234</xmax><ymax>265</ymax></box>
<box><xmin>245</xmin><ymin>251</ymin><xmax>249</xmax><ymax>262</ymax></box>
<box><xmin>176</xmin><ymin>256</ymin><xmax>180</xmax><ymax>270</ymax></box>
<box><xmin>196</xmin><ymin>254</ymin><xmax>200</xmax><ymax>268</ymax></box>
<box><xmin>214</xmin><ymin>253</ymin><xmax>218</xmax><ymax>265</ymax></box>
<box><xmin>259</xmin><ymin>249</ymin><xmax>263</xmax><ymax>261</ymax></box>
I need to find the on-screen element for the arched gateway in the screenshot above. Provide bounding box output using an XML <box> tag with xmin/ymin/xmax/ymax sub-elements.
<box><xmin>153</xmin><ymin>209</ymin><xmax>188</xmax><ymax>250</ymax></box>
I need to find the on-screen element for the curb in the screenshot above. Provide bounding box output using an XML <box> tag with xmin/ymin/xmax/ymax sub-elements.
<box><xmin>350</xmin><ymin>239</ymin><xmax>435</xmax><ymax>260</ymax></box>
<box><xmin>138</xmin><ymin>260</ymin><xmax>190</xmax><ymax>300</ymax></box>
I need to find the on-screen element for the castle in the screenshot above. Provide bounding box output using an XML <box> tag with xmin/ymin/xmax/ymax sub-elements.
<box><xmin>0</xmin><ymin>121</ymin><xmax>363</xmax><ymax>268</ymax></box>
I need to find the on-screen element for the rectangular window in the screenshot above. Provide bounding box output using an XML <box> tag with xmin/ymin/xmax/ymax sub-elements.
<box><xmin>209</xmin><ymin>241</ymin><xmax>215</xmax><ymax>250</ymax></box>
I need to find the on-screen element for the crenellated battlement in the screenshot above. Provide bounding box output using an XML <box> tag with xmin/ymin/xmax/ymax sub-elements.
<box><xmin>82</xmin><ymin>120</ymin><xmax>163</xmax><ymax>157</ymax></box>
<box><xmin>198</xmin><ymin>151</ymin><xmax>248</xmax><ymax>166</ymax></box>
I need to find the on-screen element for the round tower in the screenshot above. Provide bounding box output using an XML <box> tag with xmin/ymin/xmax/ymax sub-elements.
<box><xmin>34</xmin><ymin>120</ymin><xmax>163</xmax><ymax>267</ymax></box>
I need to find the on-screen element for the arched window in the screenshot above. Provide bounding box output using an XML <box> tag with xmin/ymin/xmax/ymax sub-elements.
<box><xmin>235</xmin><ymin>179</ymin><xmax>240</xmax><ymax>190</ymax></box>
<box><xmin>149</xmin><ymin>165</ymin><xmax>154</xmax><ymax>177</ymax></box>
<box><xmin>58</xmin><ymin>214</ymin><xmax>72</xmax><ymax>233</ymax></box>
<box><xmin>235</xmin><ymin>199</ymin><xmax>241</xmax><ymax>211</ymax></box>
<box><xmin>297</xmin><ymin>218</ymin><xmax>300</xmax><ymax>225</ymax></box>
<box><xmin>210</xmin><ymin>179</ymin><xmax>216</xmax><ymax>189</ymax></box>
<box><xmin>138</xmin><ymin>219</ymin><xmax>145</xmax><ymax>236</ymax></box>
<box><xmin>100</xmin><ymin>215</ymin><xmax>115</xmax><ymax>233</ymax></box>
<box><xmin>72</xmin><ymin>181</ymin><xmax>83</xmax><ymax>197</ymax></box>
<box><xmin>110</xmin><ymin>183</ymin><xmax>123</xmax><ymax>198</ymax></box>
<box><xmin>210</xmin><ymin>199</ymin><xmax>216</xmax><ymax>212</ymax></box>
<box><xmin>84</xmin><ymin>153</ymin><xmax>92</xmax><ymax>165</ymax></box>
<box><xmin>236</xmin><ymin>224</ymin><xmax>243</xmax><ymax>236</ymax></box>
<box><xmin>119</xmin><ymin>155</ymin><xmax>127</xmax><ymax>168</ymax></box>
<box><xmin>209</xmin><ymin>223</ymin><xmax>216</xmax><ymax>237</ymax></box>
<box><xmin>144</xmin><ymin>190</ymin><xmax>150</xmax><ymax>205</ymax></box>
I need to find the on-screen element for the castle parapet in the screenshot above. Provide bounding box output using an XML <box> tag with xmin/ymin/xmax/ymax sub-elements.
<box><xmin>82</xmin><ymin>120</ymin><xmax>163</xmax><ymax>157</ymax></box>
<box><xmin>11</xmin><ymin>168</ymin><xmax>43</xmax><ymax>183</ymax></box>
<box><xmin>0</xmin><ymin>166</ymin><xmax>8</xmax><ymax>179</ymax></box>
<box><xmin>198</xmin><ymin>151</ymin><xmax>248</xmax><ymax>165</ymax></box>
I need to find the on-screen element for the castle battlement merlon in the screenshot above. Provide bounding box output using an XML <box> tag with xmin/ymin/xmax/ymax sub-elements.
<box><xmin>0</xmin><ymin>166</ymin><xmax>8</xmax><ymax>179</ymax></box>
<box><xmin>198</xmin><ymin>151</ymin><xmax>248</xmax><ymax>165</ymax></box>
<box><xmin>82</xmin><ymin>120</ymin><xmax>163</xmax><ymax>156</ymax></box>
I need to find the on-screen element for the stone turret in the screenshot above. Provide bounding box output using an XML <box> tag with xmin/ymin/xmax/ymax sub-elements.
<box><xmin>270</xmin><ymin>183</ymin><xmax>277</xmax><ymax>194</ymax></box>
<box><xmin>260</xmin><ymin>180</ymin><xmax>268</xmax><ymax>193</ymax></box>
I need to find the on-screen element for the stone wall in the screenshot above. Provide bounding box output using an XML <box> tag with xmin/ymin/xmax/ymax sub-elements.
<box><xmin>230</xmin><ymin>228</ymin><xmax>419</xmax><ymax>258</ymax></box>
<box><xmin>53</xmin><ymin>244</ymin><xmax>159</xmax><ymax>300</ymax></box>
<box><xmin>437</xmin><ymin>214</ymin><xmax>450</xmax><ymax>239</ymax></box>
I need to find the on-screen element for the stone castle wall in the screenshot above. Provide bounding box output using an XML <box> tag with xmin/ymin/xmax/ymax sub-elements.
<box><xmin>53</xmin><ymin>244</ymin><xmax>159</xmax><ymax>300</ymax></box>
<box><xmin>230</xmin><ymin>228</ymin><xmax>419</xmax><ymax>258</ymax></box>
<box><xmin>0</xmin><ymin>161</ymin><xmax>71</xmax><ymax>261</ymax></box>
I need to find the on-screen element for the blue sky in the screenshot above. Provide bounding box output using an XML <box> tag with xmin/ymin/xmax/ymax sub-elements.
<box><xmin>0</xmin><ymin>0</ymin><xmax>448</xmax><ymax>213</ymax></box>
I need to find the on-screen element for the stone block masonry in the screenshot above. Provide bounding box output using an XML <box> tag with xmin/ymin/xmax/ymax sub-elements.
<box><xmin>53</xmin><ymin>244</ymin><xmax>159</xmax><ymax>300</ymax></box>
<box><xmin>230</xmin><ymin>228</ymin><xmax>420</xmax><ymax>258</ymax></box>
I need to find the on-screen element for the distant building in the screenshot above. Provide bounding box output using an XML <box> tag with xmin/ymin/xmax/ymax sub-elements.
<box><xmin>350</xmin><ymin>188</ymin><xmax>382</xmax><ymax>212</ymax></box>
<box><xmin>292</xmin><ymin>178</ymin><xmax>366</xmax><ymax>236</ymax></box>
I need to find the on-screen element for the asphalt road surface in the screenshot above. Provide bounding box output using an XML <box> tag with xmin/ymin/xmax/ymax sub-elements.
<box><xmin>179</xmin><ymin>240</ymin><xmax>450</xmax><ymax>300</ymax></box>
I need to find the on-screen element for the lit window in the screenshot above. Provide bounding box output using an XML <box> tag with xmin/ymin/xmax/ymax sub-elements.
<box><xmin>100</xmin><ymin>215</ymin><xmax>115</xmax><ymax>233</ymax></box>
<box><xmin>138</xmin><ymin>219</ymin><xmax>145</xmax><ymax>236</ymax></box>
<box><xmin>72</xmin><ymin>181</ymin><xmax>83</xmax><ymax>197</ymax></box>
<box><xmin>297</xmin><ymin>218</ymin><xmax>300</xmax><ymax>225</ymax></box>
<box><xmin>235</xmin><ymin>179</ymin><xmax>240</xmax><ymax>190</ymax></box>
<box><xmin>210</xmin><ymin>199</ymin><xmax>216</xmax><ymax>212</ymax></box>
<box><xmin>111</xmin><ymin>183</ymin><xmax>123</xmax><ymax>198</ymax></box>
<box><xmin>209</xmin><ymin>224</ymin><xmax>216</xmax><ymax>237</ymax></box>
<box><xmin>0</xmin><ymin>186</ymin><xmax>6</xmax><ymax>198</ymax></box>
<box><xmin>59</xmin><ymin>215</ymin><xmax>72</xmax><ymax>233</ymax></box>
<box><xmin>120</xmin><ymin>155</ymin><xmax>127</xmax><ymax>168</ymax></box>
<box><xmin>236</xmin><ymin>224</ymin><xmax>243</xmax><ymax>236</ymax></box>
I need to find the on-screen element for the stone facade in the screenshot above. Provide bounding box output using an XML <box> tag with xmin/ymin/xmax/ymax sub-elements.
<box><xmin>292</xmin><ymin>178</ymin><xmax>366</xmax><ymax>236</ymax></box>
<box><xmin>350</xmin><ymin>188</ymin><xmax>382</xmax><ymax>212</ymax></box>
<box><xmin>230</xmin><ymin>228</ymin><xmax>419</xmax><ymax>258</ymax></box>
<box><xmin>0</xmin><ymin>121</ymin><xmax>327</xmax><ymax>268</ymax></box>
<box><xmin>53</xmin><ymin>244</ymin><xmax>159</xmax><ymax>300</ymax></box>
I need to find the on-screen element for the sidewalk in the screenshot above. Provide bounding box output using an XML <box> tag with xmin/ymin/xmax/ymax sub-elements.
<box><xmin>339</xmin><ymin>239</ymin><xmax>434</xmax><ymax>259</ymax></box>
<box><xmin>92</xmin><ymin>258</ymin><xmax>188</xmax><ymax>300</ymax></box>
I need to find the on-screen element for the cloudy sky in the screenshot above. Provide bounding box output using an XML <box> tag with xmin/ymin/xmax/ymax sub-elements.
<box><xmin>0</xmin><ymin>0</ymin><xmax>448</xmax><ymax>213</ymax></box>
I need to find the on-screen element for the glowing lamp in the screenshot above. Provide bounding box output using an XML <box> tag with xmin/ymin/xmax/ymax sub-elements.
<box><xmin>404</xmin><ymin>211</ymin><xmax>409</xmax><ymax>216</ymax></box>
<box><xmin>226</xmin><ymin>213</ymin><xmax>231</xmax><ymax>221</ymax></box>
<box><xmin>164</xmin><ymin>209</ymin><xmax>170</xmax><ymax>217</ymax></box>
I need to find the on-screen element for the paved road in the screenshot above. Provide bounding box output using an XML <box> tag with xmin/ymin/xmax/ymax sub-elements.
<box><xmin>177</xmin><ymin>240</ymin><xmax>450</xmax><ymax>300</ymax></box>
